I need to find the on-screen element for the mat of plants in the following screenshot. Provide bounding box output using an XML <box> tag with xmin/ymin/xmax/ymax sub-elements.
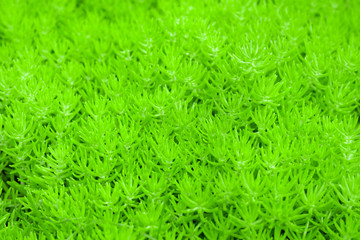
<box><xmin>0</xmin><ymin>0</ymin><xmax>360</xmax><ymax>239</ymax></box>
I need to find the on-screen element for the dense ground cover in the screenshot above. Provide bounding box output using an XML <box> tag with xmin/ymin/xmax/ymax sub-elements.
<box><xmin>0</xmin><ymin>0</ymin><xmax>360</xmax><ymax>239</ymax></box>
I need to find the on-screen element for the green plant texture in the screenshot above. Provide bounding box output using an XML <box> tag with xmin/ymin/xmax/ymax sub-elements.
<box><xmin>0</xmin><ymin>0</ymin><xmax>360</xmax><ymax>239</ymax></box>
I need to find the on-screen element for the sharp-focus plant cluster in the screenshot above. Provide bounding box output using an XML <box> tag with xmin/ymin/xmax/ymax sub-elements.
<box><xmin>0</xmin><ymin>0</ymin><xmax>360</xmax><ymax>239</ymax></box>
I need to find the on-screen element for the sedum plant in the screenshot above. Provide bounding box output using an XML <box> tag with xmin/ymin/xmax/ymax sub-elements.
<box><xmin>0</xmin><ymin>0</ymin><xmax>360</xmax><ymax>239</ymax></box>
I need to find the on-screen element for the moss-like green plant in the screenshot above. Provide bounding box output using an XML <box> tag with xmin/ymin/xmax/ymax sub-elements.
<box><xmin>0</xmin><ymin>0</ymin><xmax>360</xmax><ymax>239</ymax></box>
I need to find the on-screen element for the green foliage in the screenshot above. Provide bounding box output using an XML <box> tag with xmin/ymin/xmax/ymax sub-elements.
<box><xmin>0</xmin><ymin>0</ymin><xmax>360</xmax><ymax>239</ymax></box>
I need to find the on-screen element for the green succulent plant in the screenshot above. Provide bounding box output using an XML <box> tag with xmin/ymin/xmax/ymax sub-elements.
<box><xmin>0</xmin><ymin>0</ymin><xmax>360</xmax><ymax>239</ymax></box>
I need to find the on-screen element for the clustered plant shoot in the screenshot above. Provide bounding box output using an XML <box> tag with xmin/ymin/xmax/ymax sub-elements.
<box><xmin>0</xmin><ymin>0</ymin><xmax>359</xmax><ymax>239</ymax></box>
